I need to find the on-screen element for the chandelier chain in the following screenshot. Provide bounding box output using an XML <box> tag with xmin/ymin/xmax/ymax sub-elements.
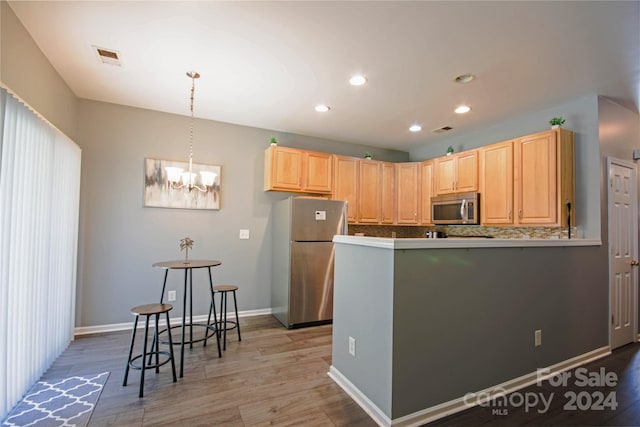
<box><xmin>189</xmin><ymin>74</ymin><xmax>195</xmax><ymax>163</ymax></box>
<box><xmin>164</xmin><ymin>70</ymin><xmax>211</xmax><ymax>194</ymax></box>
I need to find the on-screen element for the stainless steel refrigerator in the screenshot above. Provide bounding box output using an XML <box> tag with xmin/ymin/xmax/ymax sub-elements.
<box><xmin>271</xmin><ymin>196</ymin><xmax>347</xmax><ymax>328</ymax></box>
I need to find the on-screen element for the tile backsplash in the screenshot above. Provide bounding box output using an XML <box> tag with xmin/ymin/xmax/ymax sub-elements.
<box><xmin>348</xmin><ymin>224</ymin><xmax>577</xmax><ymax>239</ymax></box>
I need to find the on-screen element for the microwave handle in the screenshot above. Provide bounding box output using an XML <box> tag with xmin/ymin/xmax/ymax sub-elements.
<box><xmin>460</xmin><ymin>199</ymin><xmax>467</xmax><ymax>222</ymax></box>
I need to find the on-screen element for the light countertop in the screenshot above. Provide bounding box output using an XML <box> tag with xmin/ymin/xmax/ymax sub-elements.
<box><xmin>333</xmin><ymin>235</ymin><xmax>601</xmax><ymax>249</ymax></box>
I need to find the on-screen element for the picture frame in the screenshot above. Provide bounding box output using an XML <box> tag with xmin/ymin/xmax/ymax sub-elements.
<box><xmin>144</xmin><ymin>158</ymin><xmax>221</xmax><ymax>210</ymax></box>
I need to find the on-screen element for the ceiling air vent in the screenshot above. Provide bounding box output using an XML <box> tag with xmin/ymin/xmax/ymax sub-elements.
<box><xmin>93</xmin><ymin>46</ymin><xmax>121</xmax><ymax>66</ymax></box>
<box><xmin>432</xmin><ymin>126</ymin><xmax>453</xmax><ymax>134</ymax></box>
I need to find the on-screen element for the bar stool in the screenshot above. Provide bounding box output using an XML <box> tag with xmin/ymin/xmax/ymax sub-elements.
<box><xmin>123</xmin><ymin>303</ymin><xmax>177</xmax><ymax>398</ymax></box>
<box><xmin>212</xmin><ymin>285</ymin><xmax>242</xmax><ymax>350</ymax></box>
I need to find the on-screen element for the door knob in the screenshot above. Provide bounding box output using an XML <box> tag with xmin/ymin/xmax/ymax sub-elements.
<box><xmin>631</xmin><ymin>260</ymin><xmax>639</xmax><ymax>266</ymax></box>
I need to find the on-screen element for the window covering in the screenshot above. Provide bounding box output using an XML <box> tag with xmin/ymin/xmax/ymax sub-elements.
<box><xmin>0</xmin><ymin>88</ymin><xmax>81</xmax><ymax>420</ymax></box>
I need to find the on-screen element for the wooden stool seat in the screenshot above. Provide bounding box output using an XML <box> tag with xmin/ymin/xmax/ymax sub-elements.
<box><xmin>131</xmin><ymin>303</ymin><xmax>172</xmax><ymax>316</ymax></box>
<box><xmin>213</xmin><ymin>285</ymin><xmax>238</xmax><ymax>292</ymax></box>
<box><xmin>124</xmin><ymin>303</ymin><xmax>177</xmax><ymax>397</ymax></box>
<box><xmin>211</xmin><ymin>285</ymin><xmax>241</xmax><ymax>351</ymax></box>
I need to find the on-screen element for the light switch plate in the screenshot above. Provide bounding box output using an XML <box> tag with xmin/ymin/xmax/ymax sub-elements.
<box><xmin>239</xmin><ymin>229</ymin><xmax>250</xmax><ymax>239</ymax></box>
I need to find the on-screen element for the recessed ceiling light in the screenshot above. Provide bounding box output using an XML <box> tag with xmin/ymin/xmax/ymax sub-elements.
<box><xmin>455</xmin><ymin>105</ymin><xmax>471</xmax><ymax>114</ymax></box>
<box><xmin>315</xmin><ymin>104</ymin><xmax>330</xmax><ymax>113</ymax></box>
<box><xmin>454</xmin><ymin>73</ymin><xmax>475</xmax><ymax>84</ymax></box>
<box><xmin>409</xmin><ymin>124</ymin><xmax>422</xmax><ymax>132</ymax></box>
<box><xmin>349</xmin><ymin>75</ymin><xmax>367</xmax><ymax>86</ymax></box>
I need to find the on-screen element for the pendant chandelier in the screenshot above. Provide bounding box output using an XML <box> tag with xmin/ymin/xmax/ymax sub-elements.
<box><xmin>165</xmin><ymin>71</ymin><xmax>216</xmax><ymax>193</ymax></box>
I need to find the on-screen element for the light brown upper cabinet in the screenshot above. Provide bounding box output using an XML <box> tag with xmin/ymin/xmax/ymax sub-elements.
<box><xmin>332</xmin><ymin>155</ymin><xmax>359</xmax><ymax>223</ymax></box>
<box><xmin>479</xmin><ymin>129</ymin><xmax>574</xmax><ymax>226</ymax></box>
<box><xmin>264</xmin><ymin>146</ymin><xmax>332</xmax><ymax>194</ymax></box>
<box><xmin>396</xmin><ymin>162</ymin><xmax>421</xmax><ymax>224</ymax></box>
<box><xmin>358</xmin><ymin>159</ymin><xmax>381</xmax><ymax>223</ymax></box>
<box><xmin>480</xmin><ymin>140</ymin><xmax>514</xmax><ymax>225</ymax></box>
<box><xmin>515</xmin><ymin>129</ymin><xmax>574</xmax><ymax>226</ymax></box>
<box><xmin>434</xmin><ymin>150</ymin><xmax>478</xmax><ymax>195</ymax></box>
<box><xmin>381</xmin><ymin>162</ymin><xmax>396</xmax><ymax>224</ymax></box>
<box><xmin>420</xmin><ymin>160</ymin><xmax>434</xmax><ymax>224</ymax></box>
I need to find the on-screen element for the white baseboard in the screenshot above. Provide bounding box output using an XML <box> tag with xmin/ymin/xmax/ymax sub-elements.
<box><xmin>74</xmin><ymin>307</ymin><xmax>272</xmax><ymax>336</ymax></box>
<box><xmin>329</xmin><ymin>345</ymin><xmax>611</xmax><ymax>427</ymax></box>
<box><xmin>328</xmin><ymin>366</ymin><xmax>391</xmax><ymax>427</ymax></box>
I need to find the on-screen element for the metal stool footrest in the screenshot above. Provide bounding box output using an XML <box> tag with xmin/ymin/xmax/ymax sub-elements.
<box><xmin>129</xmin><ymin>351</ymin><xmax>174</xmax><ymax>370</ymax></box>
<box><xmin>158</xmin><ymin>323</ymin><xmax>219</xmax><ymax>346</ymax></box>
<box><xmin>219</xmin><ymin>320</ymin><xmax>238</xmax><ymax>332</ymax></box>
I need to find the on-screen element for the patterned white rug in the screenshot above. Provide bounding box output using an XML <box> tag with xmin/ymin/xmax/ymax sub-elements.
<box><xmin>1</xmin><ymin>372</ymin><xmax>109</xmax><ymax>427</ymax></box>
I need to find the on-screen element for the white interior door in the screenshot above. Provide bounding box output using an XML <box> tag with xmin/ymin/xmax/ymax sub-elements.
<box><xmin>608</xmin><ymin>158</ymin><xmax>638</xmax><ymax>349</ymax></box>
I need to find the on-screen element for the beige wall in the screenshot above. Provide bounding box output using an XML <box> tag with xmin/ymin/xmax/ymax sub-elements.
<box><xmin>0</xmin><ymin>1</ymin><xmax>78</xmax><ymax>140</ymax></box>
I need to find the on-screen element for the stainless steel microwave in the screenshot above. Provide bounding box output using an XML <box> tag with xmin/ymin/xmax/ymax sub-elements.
<box><xmin>431</xmin><ymin>192</ymin><xmax>480</xmax><ymax>225</ymax></box>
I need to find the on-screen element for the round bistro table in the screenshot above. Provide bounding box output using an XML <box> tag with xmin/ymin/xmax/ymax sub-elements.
<box><xmin>152</xmin><ymin>259</ymin><xmax>222</xmax><ymax>377</ymax></box>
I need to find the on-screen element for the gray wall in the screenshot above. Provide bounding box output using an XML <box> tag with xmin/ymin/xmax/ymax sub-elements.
<box><xmin>0</xmin><ymin>0</ymin><xmax>409</xmax><ymax>327</ymax></box>
<box><xmin>0</xmin><ymin>1</ymin><xmax>78</xmax><ymax>140</ymax></box>
<box><xmin>4</xmin><ymin>0</ymin><xmax>639</xmax><ymax>337</ymax></box>
<box><xmin>332</xmin><ymin>244</ymin><xmax>394</xmax><ymax>416</ymax></box>
<box><xmin>332</xmin><ymin>243</ymin><xmax>608</xmax><ymax>419</ymax></box>
<box><xmin>391</xmin><ymin>245</ymin><xmax>607</xmax><ymax>418</ymax></box>
<box><xmin>410</xmin><ymin>96</ymin><xmax>601</xmax><ymax>239</ymax></box>
<box><xmin>597</xmin><ymin>97</ymin><xmax>640</xmax><ymax>328</ymax></box>
<box><xmin>74</xmin><ymin>99</ymin><xmax>407</xmax><ymax>326</ymax></box>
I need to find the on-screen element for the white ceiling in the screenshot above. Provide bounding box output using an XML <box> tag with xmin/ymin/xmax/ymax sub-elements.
<box><xmin>7</xmin><ymin>1</ymin><xmax>640</xmax><ymax>152</ymax></box>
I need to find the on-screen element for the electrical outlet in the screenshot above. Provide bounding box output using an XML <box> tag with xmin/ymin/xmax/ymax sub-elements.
<box><xmin>168</xmin><ymin>290</ymin><xmax>176</xmax><ymax>302</ymax></box>
<box><xmin>535</xmin><ymin>329</ymin><xmax>542</xmax><ymax>347</ymax></box>
<box><xmin>348</xmin><ymin>336</ymin><xmax>356</xmax><ymax>356</ymax></box>
<box><xmin>239</xmin><ymin>229</ymin><xmax>250</xmax><ymax>239</ymax></box>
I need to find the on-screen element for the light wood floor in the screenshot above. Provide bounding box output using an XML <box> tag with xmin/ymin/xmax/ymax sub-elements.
<box><xmin>43</xmin><ymin>315</ymin><xmax>376</xmax><ymax>427</ymax></box>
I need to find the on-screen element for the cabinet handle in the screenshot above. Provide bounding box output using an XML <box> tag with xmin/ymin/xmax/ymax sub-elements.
<box><xmin>518</xmin><ymin>209</ymin><xmax>523</xmax><ymax>219</ymax></box>
<box><xmin>508</xmin><ymin>209</ymin><xmax>512</xmax><ymax>220</ymax></box>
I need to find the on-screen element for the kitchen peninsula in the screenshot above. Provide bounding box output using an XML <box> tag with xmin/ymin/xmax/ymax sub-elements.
<box><xmin>329</xmin><ymin>235</ymin><xmax>606</xmax><ymax>426</ymax></box>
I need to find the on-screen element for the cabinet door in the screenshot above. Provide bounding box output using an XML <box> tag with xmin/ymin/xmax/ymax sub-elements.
<box><xmin>420</xmin><ymin>160</ymin><xmax>434</xmax><ymax>224</ymax></box>
<box><xmin>435</xmin><ymin>156</ymin><xmax>456</xmax><ymax>194</ymax></box>
<box><xmin>480</xmin><ymin>141</ymin><xmax>514</xmax><ymax>225</ymax></box>
<box><xmin>456</xmin><ymin>150</ymin><xmax>478</xmax><ymax>192</ymax></box>
<box><xmin>332</xmin><ymin>156</ymin><xmax>359</xmax><ymax>222</ymax></box>
<box><xmin>380</xmin><ymin>162</ymin><xmax>395</xmax><ymax>224</ymax></box>
<box><xmin>358</xmin><ymin>160</ymin><xmax>381</xmax><ymax>223</ymax></box>
<box><xmin>304</xmin><ymin>151</ymin><xmax>332</xmax><ymax>193</ymax></box>
<box><xmin>396</xmin><ymin>162</ymin><xmax>420</xmax><ymax>224</ymax></box>
<box><xmin>264</xmin><ymin>146</ymin><xmax>303</xmax><ymax>191</ymax></box>
<box><xmin>516</xmin><ymin>131</ymin><xmax>557</xmax><ymax>224</ymax></box>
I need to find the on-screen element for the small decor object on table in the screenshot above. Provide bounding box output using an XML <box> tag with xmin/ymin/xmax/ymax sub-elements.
<box><xmin>549</xmin><ymin>117</ymin><xmax>565</xmax><ymax>129</ymax></box>
<box><xmin>364</xmin><ymin>152</ymin><xmax>372</xmax><ymax>160</ymax></box>
<box><xmin>269</xmin><ymin>136</ymin><xmax>278</xmax><ymax>146</ymax></box>
<box><xmin>180</xmin><ymin>237</ymin><xmax>194</xmax><ymax>264</ymax></box>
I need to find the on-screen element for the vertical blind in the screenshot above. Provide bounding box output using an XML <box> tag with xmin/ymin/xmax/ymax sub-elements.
<box><xmin>0</xmin><ymin>88</ymin><xmax>81</xmax><ymax>420</ymax></box>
